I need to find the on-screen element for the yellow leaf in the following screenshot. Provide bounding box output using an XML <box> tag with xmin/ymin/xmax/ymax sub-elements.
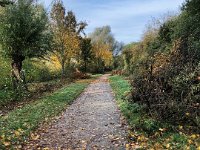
<box><xmin>126</xmin><ymin>144</ymin><xmax>130</xmax><ymax>148</ymax></box>
<box><xmin>179</xmin><ymin>125</ymin><xmax>183</xmax><ymax>130</ymax></box>
<box><xmin>18</xmin><ymin>128</ymin><xmax>23</xmax><ymax>133</ymax></box>
<box><xmin>14</xmin><ymin>130</ymin><xmax>21</xmax><ymax>136</ymax></box>
<box><xmin>154</xmin><ymin>132</ymin><xmax>160</xmax><ymax>136</ymax></box>
<box><xmin>185</xmin><ymin>112</ymin><xmax>190</xmax><ymax>116</ymax></box>
<box><xmin>186</xmin><ymin>146</ymin><xmax>190</xmax><ymax>150</ymax></box>
<box><xmin>188</xmin><ymin>139</ymin><xmax>192</xmax><ymax>144</ymax></box>
<box><xmin>159</xmin><ymin>128</ymin><xmax>165</xmax><ymax>132</ymax></box>
<box><xmin>190</xmin><ymin>134</ymin><xmax>196</xmax><ymax>139</ymax></box>
<box><xmin>166</xmin><ymin>143</ymin><xmax>170</xmax><ymax>148</ymax></box>
<box><xmin>31</xmin><ymin>133</ymin><xmax>40</xmax><ymax>140</ymax></box>
<box><xmin>43</xmin><ymin>148</ymin><xmax>49</xmax><ymax>150</ymax></box>
<box><xmin>3</xmin><ymin>141</ymin><xmax>10</xmax><ymax>146</ymax></box>
<box><xmin>154</xmin><ymin>142</ymin><xmax>163</xmax><ymax>149</ymax></box>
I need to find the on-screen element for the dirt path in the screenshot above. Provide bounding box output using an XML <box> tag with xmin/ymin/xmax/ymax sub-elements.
<box><xmin>25</xmin><ymin>74</ymin><xmax>128</xmax><ymax>149</ymax></box>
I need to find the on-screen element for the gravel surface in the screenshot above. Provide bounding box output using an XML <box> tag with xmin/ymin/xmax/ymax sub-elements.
<box><xmin>24</xmin><ymin>74</ymin><xmax>128</xmax><ymax>150</ymax></box>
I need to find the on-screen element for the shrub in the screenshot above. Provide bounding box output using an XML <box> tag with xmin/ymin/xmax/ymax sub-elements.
<box><xmin>131</xmin><ymin>50</ymin><xmax>200</xmax><ymax>130</ymax></box>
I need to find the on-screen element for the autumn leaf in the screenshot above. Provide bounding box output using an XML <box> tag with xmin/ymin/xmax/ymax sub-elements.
<box><xmin>178</xmin><ymin>125</ymin><xmax>183</xmax><ymax>130</ymax></box>
<box><xmin>159</xmin><ymin>128</ymin><xmax>165</xmax><ymax>132</ymax></box>
<box><xmin>188</xmin><ymin>139</ymin><xmax>193</xmax><ymax>144</ymax></box>
<box><xmin>185</xmin><ymin>112</ymin><xmax>190</xmax><ymax>116</ymax></box>
<box><xmin>31</xmin><ymin>133</ymin><xmax>40</xmax><ymax>140</ymax></box>
<box><xmin>166</xmin><ymin>143</ymin><xmax>170</xmax><ymax>148</ymax></box>
<box><xmin>14</xmin><ymin>130</ymin><xmax>21</xmax><ymax>137</ymax></box>
<box><xmin>3</xmin><ymin>141</ymin><xmax>11</xmax><ymax>146</ymax></box>
<box><xmin>190</xmin><ymin>134</ymin><xmax>197</xmax><ymax>139</ymax></box>
<box><xmin>125</xmin><ymin>144</ymin><xmax>130</xmax><ymax>149</ymax></box>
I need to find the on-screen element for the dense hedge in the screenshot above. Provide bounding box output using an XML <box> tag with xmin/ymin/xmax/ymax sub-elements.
<box><xmin>122</xmin><ymin>0</ymin><xmax>200</xmax><ymax>131</ymax></box>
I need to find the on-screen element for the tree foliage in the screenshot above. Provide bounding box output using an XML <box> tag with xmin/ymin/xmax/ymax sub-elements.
<box><xmin>0</xmin><ymin>0</ymin><xmax>51</xmax><ymax>61</ymax></box>
<box><xmin>80</xmin><ymin>38</ymin><xmax>92</xmax><ymax>72</ymax></box>
<box><xmin>0</xmin><ymin>0</ymin><xmax>52</xmax><ymax>90</ymax></box>
<box><xmin>89</xmin><ymin>26</ymin><xmax>116</xmax><ymax>52</ymax></box>
<box><xmin>121</xmin><ymin>0</ymin><xmax>200</xmax><ymax>130</ymax></box>
<box><xmin>50</xmin><ymin>0</ymin><xmax>86</xmax><ymax>77</ymax></box>
<box><xmin>89</xmin><ymin>26</ymin><xmax>116</xmax><ymax>72</ymax></box>
<box><xmin>0</xmin><ymin>0</ymin><xmax>13</xmax><ymax>7</ymax></box>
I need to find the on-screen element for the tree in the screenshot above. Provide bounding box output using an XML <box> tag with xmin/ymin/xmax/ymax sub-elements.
<box><xmin>0</xmin><ymin>0</ymin><xmax>13</xmax><ymax>7</ymax></box>
<box><xmin>174</xmin><ymin>0</ymin><xmax>200</xmax><ymax>61</ymax></box>
<box><xmin>80</xmin><ymin>38</ymin><xmax>92</xmax><ymax>72</ymax></box>
<box><xmin>50</xmin><ymin>0</ymin><xmax>87</xmax><ymax>77</ymax></box>
<box><xmin>0</xmin><ymin>0</ymin><xmax>52</xmax><ymax>89</ymax></box>
<box><xmin>89</xmin><ymin>26</ymin><xmax>117</xmax><ymax>72</ymax></box>
<box><xmin>89</xmin><ymin>26</ymin><xmax>116</xmax><ymax>52</ymax></box>
<box><xmin>92</xmin><ymin>42</ymin><xmax>113</xmax><ymax>73</ymax></box>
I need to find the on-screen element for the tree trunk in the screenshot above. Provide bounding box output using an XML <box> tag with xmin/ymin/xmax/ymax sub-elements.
<box><xmin>11</xmin><ymin>56</ymin><xmax>27</xmax><ymax>91</ymax></box>
<box><xmin>61</xmin><ymin>61</ymin><xmax>65</xmax><ymax>78</ymax></box>
<box><xmin>84</xmin><ymin>62</ymin><xmax>87</xmax><ymax>72</ymax></box>
<box><xmin>11</xmin><ymin>60</ymin><xmax>23</xmax><ymax>88</ymax></box>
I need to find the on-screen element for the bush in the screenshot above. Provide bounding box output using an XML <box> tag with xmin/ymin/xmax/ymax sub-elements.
<box><xmin>0</xmin><ymin>56</ymin><xmax>12</xmax><ymax>89</ymax></box>
<box><xmin>122</xmin><ymin>1</ymin><xmax>200</xmax><ymax>131</ymax></box>
<box><xmin>131</xmin><ymin>50</ymin><xmax>200</xmax><ymax>130</ymax></box>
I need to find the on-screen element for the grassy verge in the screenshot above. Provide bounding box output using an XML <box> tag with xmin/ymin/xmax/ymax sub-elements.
<box><xmin>0</xmin><ymin>90</ymin><xmax>12</xmax><ymax>106</ymax></box>
<box><xmin>0</xmin><ymin>77</ymin><xmax>96</xmax><ymax>149</ymax></box>
<box><xmin>109</xmin><ymin>75</ymin><xmax>199</xmax><ymax>149</ymax></box>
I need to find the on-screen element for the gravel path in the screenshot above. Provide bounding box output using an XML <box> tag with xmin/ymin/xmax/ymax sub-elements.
<box><xmin>25</xmin><ymin>74</ymin><xmax>128</xmax><ymax>150</ymax></box>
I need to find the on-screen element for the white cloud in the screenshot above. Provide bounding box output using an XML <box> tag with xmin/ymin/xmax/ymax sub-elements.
<box><xmin>43</xmin><ymin>0</ymin><xmax>185</xmax><ymax>43</ymax></box>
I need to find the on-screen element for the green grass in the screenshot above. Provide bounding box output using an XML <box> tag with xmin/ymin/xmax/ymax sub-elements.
<box><xmin>109</xmin><ymin>75</ymin><xmax>148</xmax><ymax>132</ymax></box>
<box><xmin>0</xmin><ymin>90</ymin><xmax>12</xmax><ymax>106</ymax></box>
<box><xmin>0</xmin><ymin>78</ymin><xmax>94</xmax><ymax>149</ymax></box>
<box><xmin>109</xmin><ymin>75</ymin><xmax>200</xmax><ymax>149</ymax></box>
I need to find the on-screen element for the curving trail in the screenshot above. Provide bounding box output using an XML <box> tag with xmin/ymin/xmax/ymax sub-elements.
<box><xmin>24</xmin><ymin>74</ymin><xmax>128</xmax><ymax>150</ymax></box>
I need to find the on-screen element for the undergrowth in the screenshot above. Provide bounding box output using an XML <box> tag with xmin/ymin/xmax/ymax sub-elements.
<box><xmin>109</xmin><ymin>75</ymin><xmax>199</xmax><ymax>149</ymax></box>
<box><xmin>0</xmin><ymin>78</ymin><xmax>94</xmax><ymax>149</ymax></box>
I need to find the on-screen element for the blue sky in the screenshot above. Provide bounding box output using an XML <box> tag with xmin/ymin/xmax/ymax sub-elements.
<box><xmin>42</xmin><ymin>0</ymin><xmax>185</xmax><ymax>44</ymax></box>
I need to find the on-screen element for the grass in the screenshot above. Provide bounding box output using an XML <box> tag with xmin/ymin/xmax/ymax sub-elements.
<box><xmin>0</xmin><ymin>90</ymin><xmax>12</xmax><ymax>106</ymax></box>
<box><xmin>109</xmin><ymin>75</ymin><xmax>200</xmax><ymax>149</ymax></box>
<box><xmin>0</xmin><ymin>77</ymin><xmax>96</xmax><ymax>149</ymax></box>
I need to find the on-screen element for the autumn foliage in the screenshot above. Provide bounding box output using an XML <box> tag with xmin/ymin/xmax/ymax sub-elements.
<box><xmin>120</xmin><ymin>0</ymin><xmax>200</xmax><ymax>132</ymax></box>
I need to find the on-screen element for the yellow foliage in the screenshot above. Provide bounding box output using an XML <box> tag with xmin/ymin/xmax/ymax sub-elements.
<box><xmin>50</xmin><ymin>55</ymin><xmax>62</xmax><ymax>70</ymax></box>
<box><xmin>92</xmin><ymin>42</ymin><xmax>113</xmax><ymax>66</ymax></box>
<box><xmin>52</xmin><ymin>30</ymin><xmax>80</xmax><ymax>69</ymax></box>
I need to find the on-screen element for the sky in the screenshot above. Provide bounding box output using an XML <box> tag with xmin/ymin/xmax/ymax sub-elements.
<box><xmin>42</xmin><ymin>0</ymin><xmax>185</xmax><ymax>44</ymax></box>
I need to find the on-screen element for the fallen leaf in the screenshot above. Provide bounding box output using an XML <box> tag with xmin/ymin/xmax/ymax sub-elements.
<box><xmin>185</xmin><ymin>112</ymin><xmax>190</xmax><ymax>116</ymax></box>
<box><xmin>166</xmin><ymin>143</ymin><xmax>170</xmax><ymax>148</ymax></box>
<box><xmin>31</xmin><ymin>133</ymin><xmax>40</xmax><ymax>140</ymax></box>
<box><xmin>190</xmin><ymin>134</ymin><xmax>196</xmax><ymax>139</ymax></box>
<box><xmin>125</xmin><ymin>144</ymin><xmax>129</xmax><ymax>148</ymax></box>
<box><xmin>3</xmin><ymin>141</ymin><xmax>11</xmax><ymax>146</ymax></box>
<box><xmin>178</xmin><ymin>125</ymin><xmax>183</xmax><ymax>130</ymax></box>
<box><xmin>14</xmin><ymin>130</ymin><xmax>21</xmax><ymax>137</ymax></box>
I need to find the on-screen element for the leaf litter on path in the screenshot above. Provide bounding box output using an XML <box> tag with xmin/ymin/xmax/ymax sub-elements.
<box><xmin>23</xmin><ymin>74</ymin><xmax>129</xmax><ymax>149</ymax></box>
